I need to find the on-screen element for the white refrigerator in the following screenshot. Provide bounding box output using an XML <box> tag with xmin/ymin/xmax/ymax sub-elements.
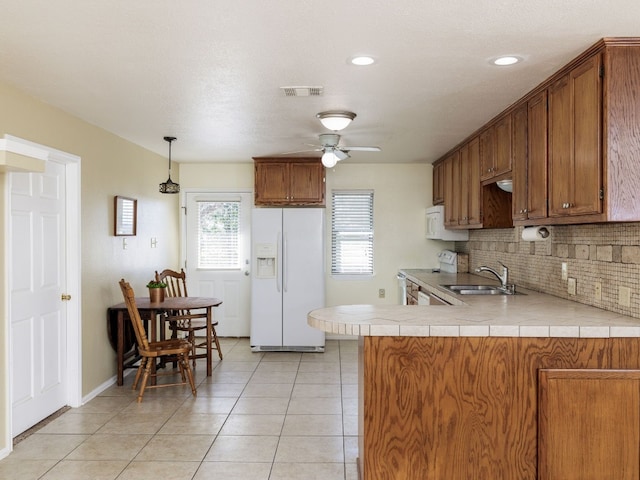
<box><xmin>250</xmin><ymin>208</ymin><xmax>325</xmax><ymax>352</ymax></box>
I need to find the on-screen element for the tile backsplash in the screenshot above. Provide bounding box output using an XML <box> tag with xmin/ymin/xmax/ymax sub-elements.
<box><xmin>455</xmin><ymin>223</ymin><xmax>640</xmax><ymax>319</ymax></box>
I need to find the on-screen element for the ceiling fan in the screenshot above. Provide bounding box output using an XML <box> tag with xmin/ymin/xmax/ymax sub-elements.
<box><xmin>289</xmin><ymin>133</ymin><xmax>381</xmax><ymax>168</ymax></box>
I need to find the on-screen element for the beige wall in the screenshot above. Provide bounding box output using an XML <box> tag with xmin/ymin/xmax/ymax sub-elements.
<box><xmin>0</xmin><ymin>81</ymin><xmax>180</xmax><ymax>450</ymax></box>
<box><xmin>180</xmin><ymin>162</ymin><xmax>449</xmax><ymax>307</ymax></box>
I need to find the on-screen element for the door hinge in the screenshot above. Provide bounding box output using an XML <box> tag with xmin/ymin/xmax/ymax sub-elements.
<box><xmin>599</xmin><ymin>187</ymin><xmax>604</xmax><ymax>200</ymax></box>
<box><xmin>599</xmin><ymin>65</ymin><xmax>605</xmax><ymax>78</ymax></box>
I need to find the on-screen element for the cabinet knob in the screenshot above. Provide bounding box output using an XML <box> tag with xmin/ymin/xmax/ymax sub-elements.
<box><xmin>523</xmin><ymin>209</ymin><xmax>528</xmax><ymax>213</ymax></box>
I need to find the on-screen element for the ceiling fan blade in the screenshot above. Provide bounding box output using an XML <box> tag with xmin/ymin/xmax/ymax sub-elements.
<box><xmin>335</xmin><ymin>149</ymin><xmax>350</xmax><ymax>161</ymax></box>
<box><xmin>277</xmin><ymin>147</ymin><xmax>322</xmax><ymax>155</ymax></box>
<box><xmin>343</xmin><ymin>146</ymin><xmax>381</xmax><ymax>152</ymax></box>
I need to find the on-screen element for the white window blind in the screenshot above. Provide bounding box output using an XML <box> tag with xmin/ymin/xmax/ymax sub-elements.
<box><xmin>331</xmin><ymin>190</ymin><xmax>374</xmax><ymax>275</ymax></box>
<box><xmin>197</xmin><ymin>201</ymin><xmax>240</xmax><ymax>269</ymax></box>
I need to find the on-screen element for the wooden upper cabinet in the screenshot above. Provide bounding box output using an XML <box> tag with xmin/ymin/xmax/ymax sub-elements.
<box><xmin>254</xmin><ymin>158</ymin><xmax>325</xmax><ymax>206</ymax></box>
<box><xmin>432</xmin><ymin>161</ymin><xmax>445</xmax><ymax>205</ymax></box>
<box><xmin>458</xmin><ymin>145</ymin><xmax>470</xmax><ymax>225</ymax></box>
<box><xmin>462</xmin><ymin>137</ymin><xmax>482</xmax><ymax>227</ymax></box>
<box><xmin>511</xmin><ymin>104</ymin><xmax>528</xmax><ymax>221</ymax></box>
<box><xmin>480</xmin><ymin>114</ymin><xmax>512</xmax><ymax>182</ymax></box>
<box><xmin>548</xmin><ymin>53</ymin><xmax>602</xmax><ymax>218</ymax></box>
<box><xmin>479</xmin><ymin>127</ymin><xmax>495</xmax><ymax>181</ymax></box>
<box><xmin>443</xmin><ymin>152</ymin><xmax>460</xmax><ymax>227</ymax></box>
<box><xmin>435</xmin><ymin>40</ymin><xmax>640</xmax><ymax>227</ymax></box>
<box><xmin>494</xmin><ymin>114</ymin><xmax>513</xmax><ymax>177</ymax></box>
<box><xmin>527</xmin><ymin>91</ymin><xmax>549</xmax><ymax>221</ymax></box>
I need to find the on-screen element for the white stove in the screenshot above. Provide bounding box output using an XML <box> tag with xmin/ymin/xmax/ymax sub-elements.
<box><xmin>437</xmin><ymin>250</ymin><xmax>458</xmax><ymax>273</ymax></box>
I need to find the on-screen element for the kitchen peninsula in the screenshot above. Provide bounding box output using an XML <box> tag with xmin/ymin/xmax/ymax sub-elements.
<box><xmin>308</xmin><ymin>271</ymin><xmax>640</xmax><ymax>480</ymax></box>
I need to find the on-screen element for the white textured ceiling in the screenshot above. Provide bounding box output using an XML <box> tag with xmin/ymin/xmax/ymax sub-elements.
<box><xmin>1</xmin><ymin>1</ymin><xmax>639</xmax><ymax>164</ymax></box>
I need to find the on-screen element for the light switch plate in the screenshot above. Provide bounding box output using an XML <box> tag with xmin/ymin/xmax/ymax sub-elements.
<box><xmin>567</xmin><ymin>277</ymin><xmax>576</xmax><ymax>296</ymax></box>
<box><xmin>619</xmin><ymin>286</ymin><xmax>631</xmax><ymax>307</ymax></box>
<box><xmin>561</xmin><ymin>262</ymin><xmax>568</xmax><ymax>280</ymax></box>
<box><xmin>594</xmin><ymin>282</ymin><xmax>602</xmax><ymax>301</ymax></box>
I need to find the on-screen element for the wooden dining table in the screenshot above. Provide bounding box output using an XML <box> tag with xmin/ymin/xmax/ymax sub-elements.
<box><xmin>108</xmin><ymin>296</ymin><xmax>223</xmax><ymax>386</ymax></box>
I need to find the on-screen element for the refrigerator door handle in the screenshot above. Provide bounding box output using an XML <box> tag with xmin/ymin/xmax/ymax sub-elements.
<box><xmin>283</xmin><ymin>232</ymin><xmax>288</xmax><ymax>292</ymax></box>
<box><xmin>276</xmin><ymin>231</ymin><xmax>282</xmax><ymax>293</ymax></box>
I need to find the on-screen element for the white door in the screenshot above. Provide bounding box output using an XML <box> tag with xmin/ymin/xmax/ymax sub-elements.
<box><xmin>10</xmin><ymin>160</ymin><xmax>69</xmax><ymax>436</ymax></box>
<box><xmin>184</xmin><ymin>192</ymin><xmax>252</xmax><ymax>337</ymax></box>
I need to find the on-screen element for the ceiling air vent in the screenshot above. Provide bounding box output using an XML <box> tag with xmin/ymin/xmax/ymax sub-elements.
<box><xmin>280</xmin><ymin>86</ymin><xmax>323</xmax><ymax>97</ymax></box>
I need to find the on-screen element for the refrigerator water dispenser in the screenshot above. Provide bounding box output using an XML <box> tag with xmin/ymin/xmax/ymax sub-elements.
<box><xmin>255</xmin><ymin>243</ymin><xmax>277</xmax><ymax>279</ymax></box>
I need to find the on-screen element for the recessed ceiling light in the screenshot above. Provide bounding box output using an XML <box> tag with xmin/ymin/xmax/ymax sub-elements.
<box><xmin>492</xmin><ymin>55</ymin><xmax>522</xmax><ymax>66</ymax></box>
<box><xmin>350</xmin><ymin>55</ymin><xmax>376</xmax><ymax>66</ymax></box>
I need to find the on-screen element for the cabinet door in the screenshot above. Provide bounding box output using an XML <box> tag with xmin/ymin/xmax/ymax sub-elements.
<box><xmin>289</xmin><ymin>161</ymin><xmax>325</xmax><ymax>204</ymax></box>
<box><xmin>527</xmin><ymin>91</ymin><xmax>548</xmax><ymax>220</ymax></box>
<box><xmin>479</xmin><ymin>127</ymin><xmax>495</xmax><ymax>181</ymax></box>
<box><xmin>511</xmin><ymin>104</ymin><xmax>528</xmax><ymax>221</ymax></box>
<box><xmin>458</xmin><ymin>145</ymin><xmax>470</xmax><ymax>225</ymax></box>
<box><xmin>432</xmin><ymin>161</ymin><xmax>445</xmax><ymax>205</ymax></box>
<box><xmin>572</xmin><ymin>54</ymin><xmax>602</xmax><ymax>216</ymax></box>
<box><xmin>467</xmin><ymin>137</ymin><xmax>482</xmax><ymax>227</ymax></box>
<box><xmin>548</xmin><ymin>74</ymin><xmax>572</xmax><ymax>216</ymax></box>
<box><xmin>443</xmin><ymin>153</ymin><xmax>458</xmax><ymax>226</ymax></box>
<box><xmin>549</xmin><ymin>54</ymin><xmax>602</xmax><ymax>217</ymax></box>
<box><xmin>539</xmin><ymin>369</ymin><xmax>640</xmax><ymax>480</ymax></box>
<box><xmin>494</xmin><ymin>114</ymin><xmax>513</xmax><ymax>177</ymax></box>
<box><xmin>254</xmin><ymin>162</ymin><xmax>289</xmax><ymax>205</ymax></box>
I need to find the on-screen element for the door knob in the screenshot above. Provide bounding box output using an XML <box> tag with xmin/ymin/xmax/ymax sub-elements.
<box><xmin>61</xmin><ymin>294</ymin><xmax>71</xmax><ymax>301</ymax></box>
<box><xmin>244</xmin><ymin>270</ymin><xmax>250</xmax><ymax>276</ymax></box>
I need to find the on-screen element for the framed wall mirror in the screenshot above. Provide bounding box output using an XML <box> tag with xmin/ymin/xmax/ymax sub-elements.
<box><xmin>114</xmin><ymin>196</ymin><xmax>137</xmax><ymax>236</ymax></box>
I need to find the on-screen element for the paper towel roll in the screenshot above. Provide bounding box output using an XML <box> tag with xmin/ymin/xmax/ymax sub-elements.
<box><xmin>522</xmin><ymin>226</ymin><xmax>550</xmax><ymax>241</ymax></box>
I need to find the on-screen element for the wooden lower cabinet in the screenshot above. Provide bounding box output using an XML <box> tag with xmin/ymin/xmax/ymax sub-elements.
<box><xmin>358</xmin><ymin>336</ymin><xmax>640</xmax><ymax>480</ymax></box>
<box><xmin>538</xmin><ymin>369</ymin><xmax>640</xmax><ymax>480</ymax></box>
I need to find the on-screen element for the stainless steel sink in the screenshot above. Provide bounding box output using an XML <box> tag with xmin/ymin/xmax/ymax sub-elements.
<box><xmin>439</xmin><ymin>284</ymin><xmax>519</xmax><ymax>295</ymax></box>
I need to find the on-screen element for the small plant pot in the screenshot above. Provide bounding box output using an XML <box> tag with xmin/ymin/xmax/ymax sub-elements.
<box><xmin>149</xmin><ymin>288</ymin><xmax>165</xmax><ymax>303</ymax></box>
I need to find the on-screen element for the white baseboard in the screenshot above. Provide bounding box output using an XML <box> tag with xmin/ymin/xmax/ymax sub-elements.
<box><xmin>0</xmin><ymin>445</ymin><xmax>10</xmax><ymax>461</ymax></box>
<box><xmin>81</xmin><ymin>370</ymin><xmax>133</xmax><ymax>406</ymax></box>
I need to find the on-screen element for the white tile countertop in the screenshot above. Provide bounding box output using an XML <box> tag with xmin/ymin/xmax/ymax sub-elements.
<box><xmin>307</xmin><ymin>270</ymin><xmax>640</xmax><ymax>338</ymax></box>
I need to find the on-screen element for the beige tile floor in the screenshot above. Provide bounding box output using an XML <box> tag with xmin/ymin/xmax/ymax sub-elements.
<box><xmin>0</xmin><ymin>339</ymin><xmax>359</xmax><ymax>480</ymax></box>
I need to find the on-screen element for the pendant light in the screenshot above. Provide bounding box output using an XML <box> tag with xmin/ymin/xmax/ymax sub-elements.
<box><xmin>159</xmin><ymin>136</ymin><xmax>180</xmax><ymax>194</ymax></box>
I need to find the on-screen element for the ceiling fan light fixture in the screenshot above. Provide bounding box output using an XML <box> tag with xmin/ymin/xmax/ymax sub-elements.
<box><xmin>321</xmin><ymin>150</ymin><xmax>339</xmax><ymax>168</ymax></box>
<box><xmin>159</xmin><ymin>136</ymin><xmax>180</xmax><ymax>194</ymax></box>
<box><xmin>317</xmin><ymin>111</ymin><xmax>356</xmax><ymax>131</ymax></box>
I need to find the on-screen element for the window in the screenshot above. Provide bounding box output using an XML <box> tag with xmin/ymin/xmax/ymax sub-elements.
<box><xmin>197</xmin><ymin>201</ymin><xmax>240</xmax><ymax>269</ymax></box>
<box><xmin>331</xmin><ymin>190</ymin><xmax>374</xmax><ymax>275</ymax></box>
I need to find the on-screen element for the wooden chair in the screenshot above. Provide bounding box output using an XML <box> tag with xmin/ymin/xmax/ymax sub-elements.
<box><xmin>155</xmin><ymin>268</ymin><xmax>223</xmax><ymax>367</ymax></box>
<box><xmin>118</xmin><ymin>279</ymin><xmax>197</xmax><ymax>403</ymax></box>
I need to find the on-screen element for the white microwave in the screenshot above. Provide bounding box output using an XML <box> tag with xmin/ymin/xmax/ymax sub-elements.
<box><xmin>425</xmin><ymin>206</ymin><xmax>469</xmax><ymax>241</ymax></box>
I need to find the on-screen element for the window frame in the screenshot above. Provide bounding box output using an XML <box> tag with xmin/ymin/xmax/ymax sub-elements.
<box><xmin>330</xmin><ymin>189</ymin><xmax>374</xmax><ymax>278</ymax></box>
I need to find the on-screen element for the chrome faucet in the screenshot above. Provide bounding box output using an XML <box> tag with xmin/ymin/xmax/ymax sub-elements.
<box><xmin>475</xmin><ymin>262</ymin><xmax>509</xmax><ymax>289</ymax></box>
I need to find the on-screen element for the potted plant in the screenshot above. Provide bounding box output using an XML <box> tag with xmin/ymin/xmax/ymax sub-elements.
<box><xmin>146</xmin><ymin>280</ymin><xmax>167</xmax><ymax>303</ymax></box>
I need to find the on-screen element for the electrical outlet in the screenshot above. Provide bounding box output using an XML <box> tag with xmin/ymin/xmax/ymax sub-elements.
<box><xmin>378</xmin><ymin>288</ymin><xmax>386</xmax><ymax>299</ymax></box>
<box><xmin>150</xmin><ymin>237</ymin><xmax>158</xmax><ymax>248</ymax></box>
<box><xmin>561</xmin><ymin>262</ymin><xmax>568</xmax><ymax>280</ymax></box>
<box><xmin>619</xmin><ymin>286</ymin><xmax>631</xmax><ymax>307</ymax></box>
<box><xmin>594</xmin><ymin>282</ymin><xmax>602</xmax><ymax>301</ymax></box>
<box><xmin>122</xmin><ymin>238</ymin><xmax>128</xmax><ymax>250</ymax></box>
<box><xmin>567</xmin><ymin>277</ymin><xmax>576</xmax><ymax>296</ymax></box>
